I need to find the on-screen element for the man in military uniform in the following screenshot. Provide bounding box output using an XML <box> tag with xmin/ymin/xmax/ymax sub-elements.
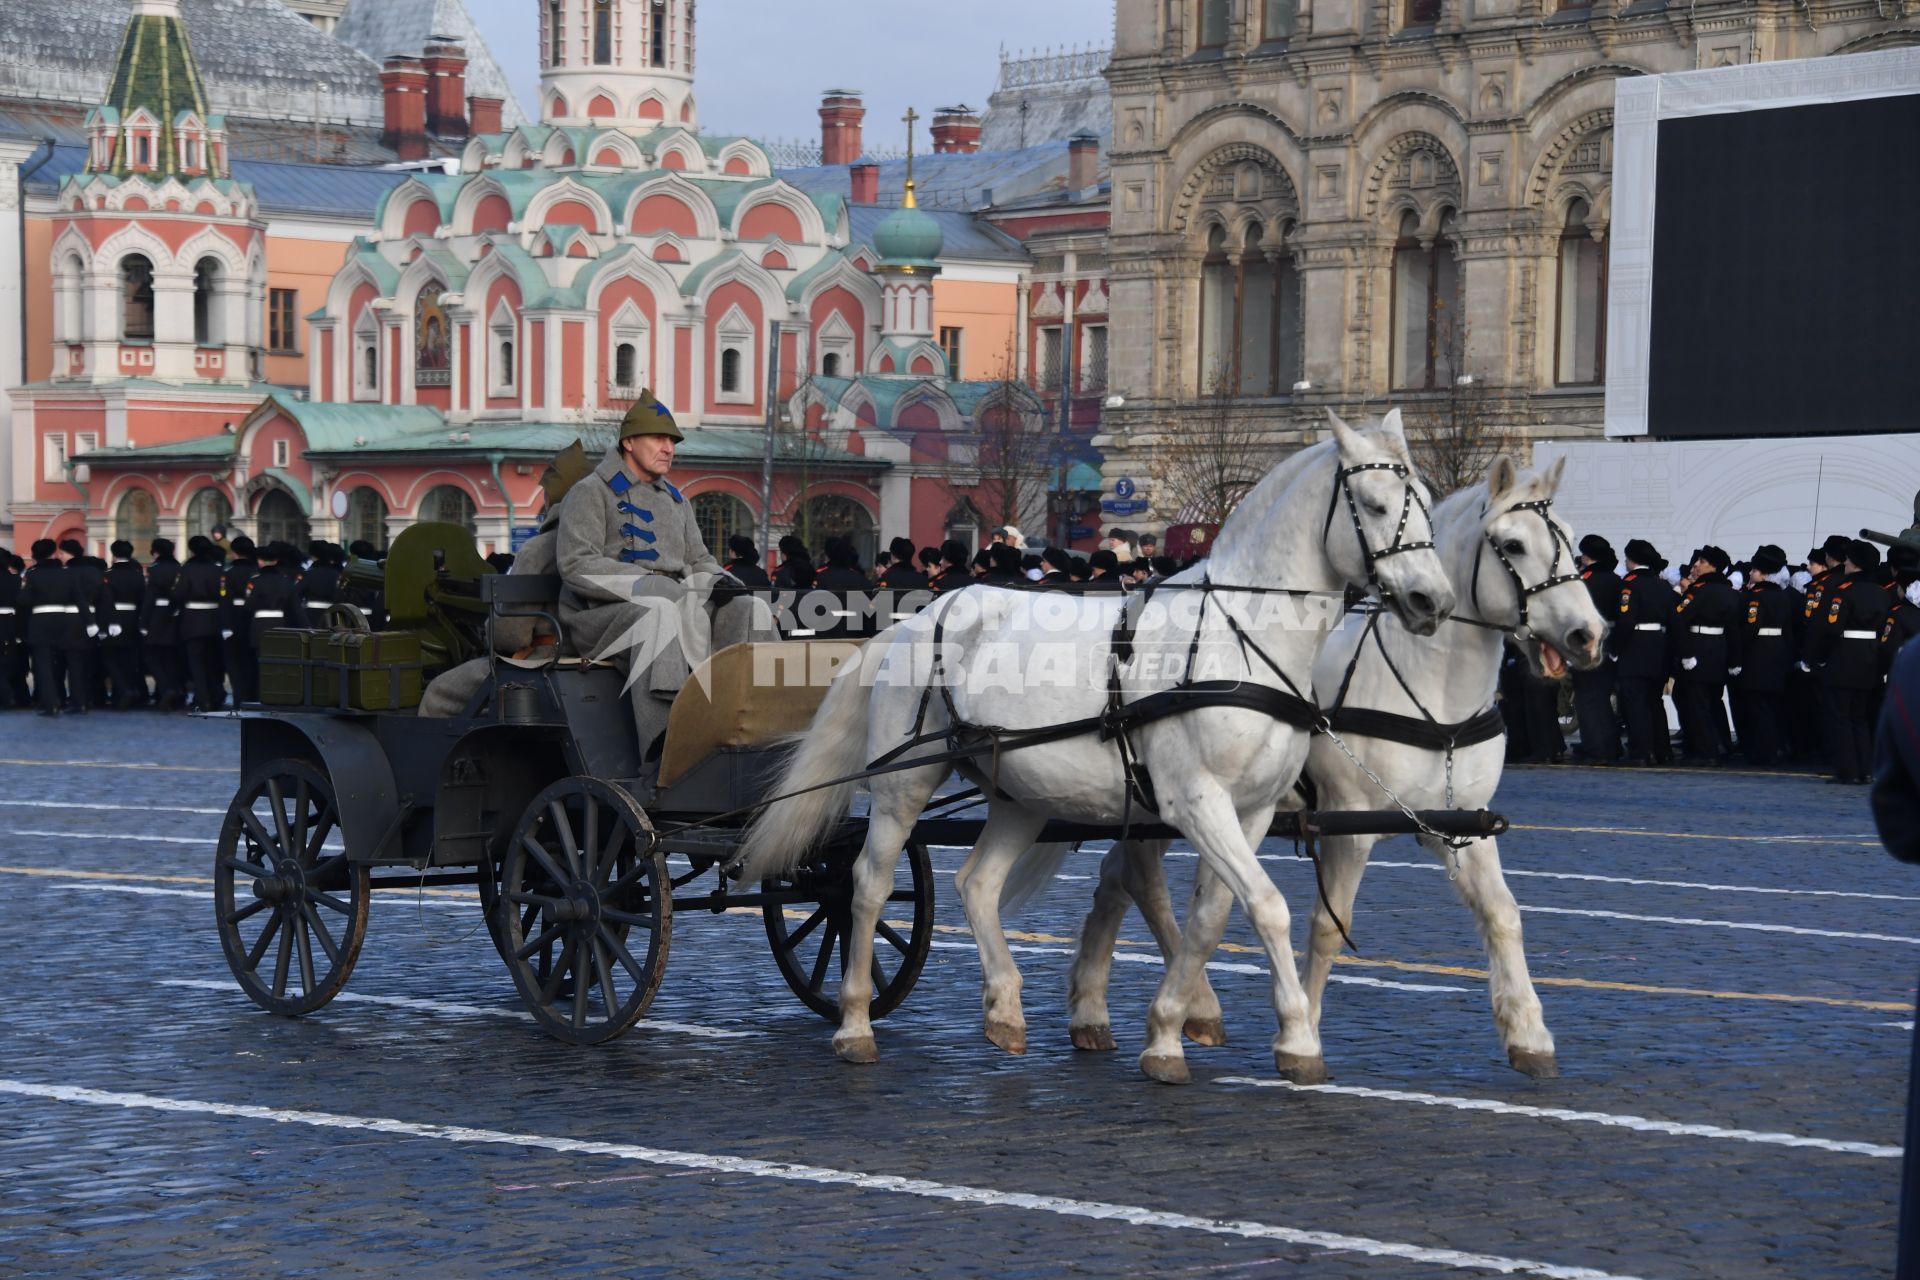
<box><xmin>1571</xmin><ymin>534</ymin><xmax>1623</xmax><ymax>763</ymax></box>
<box><xmin>557</xmin><ymin>392</ymin><xmax>774</xmax><ymax>759</ymax></box>
<box><xmin>177</xmin><ymin>535</ymin><xmax>229</xmax><ymax>711</ymax></box>
<box><xmin>1808</xmin><ymin>539</ymin><xmax>1892</xmax><ymax>784</ymax></box>
<box><xmin>221</xmin><ymin>535</ymin><xmax>260</xmax><ymax>704</ymax></box>
<box><xmin>60</xmin><ymin>538</ymin><xmax>109</xmax><ymax>711</ymax></box>
<box><xmin>1612</xmin><ymin>540</ymin><xmax>1676</xmax><ymax>766</ymax></box>
<box><xmin>242</xmin><ymin>542</ymin><xmax>301</xmax><ymax>678</ymax></box>
<box><xmin>103</xmin><ymin>540</ymin><xmax>148</xmax><ymax>709</ymax></box>
<box><xmin>144</xmin><ymin>538</ymin><xmax>184</xmax><ymax>710</ymax></box>
<box><xmin>1669</xmin><ymin>545</ymin><xmax>1741</xmax><ymax>764</ymax></box>
<box><xmin>1885</xmin><ymin>542</ymin><xmax>1920</xmax><ymax>666</ymax></box>
<box><xmin>297</xmin><ymin>542</ymin><xmax>343</xmax><ymax>628</ymax></box>
<box><xmin>19</xmin><ymin>540</ymin><xmax>93</xmax><ymax>716</ymax></box>
<box><xmin>0</xmin><ymin>553</ymin><xmax>22</xmax><ymax>710</ymax></box>
<box><xmin>1729</xmin><ymin>544</ymin><xmax>1796</xmax><ymax>766</ymax></box>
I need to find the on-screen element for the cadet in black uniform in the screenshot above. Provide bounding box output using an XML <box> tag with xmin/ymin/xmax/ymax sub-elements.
<box><xmin>243</xmin><ymin>542</ymin><xmax>301</xmax><ymax>676</ymax></box>
<box><xmin>1669</xmin><ymin>545</ymin><xmax>1741</xmax><ymax>764</ymax></box>
<box><xmin>1807</xmin><ymin>540</ymin><xmax>1892</xmax><ymax>784</ymax></box>
<box><xmin>19</xmin><ymin>539</ymin><xmax>93</xmax><ymax>716</ymax></box>
<box><xmin>1572</xmin><ymin>534</ymin><xmax>1623</xmax><ymax>763</ymax></box>
<box><xmin>102</xmin><ymin>541</ymin><xmax>148</xmax><ymax>708</ymax></box>
<box><xmin>1885</xmin><ymin>543</ymin><xmax>1920</xmax><ymax>668</ymax></box>
<box><xmin>143</xmin><ymin>537</ymin><xmax>184</xmax><ymax>710</ymax></box>
<box><xmin>1729</xmin><ymin>544</ymin><xmax>1796</xmax><ymax>766</ymax></box>
<box><xmin>221</xmin><ymin>535</ymin><xmax>260</xmax><ymax>704</ymax></box>
<box><xmin>0</xmin><ymin>553</ymin><xmax>21</xmax><ymax>710</ymax></box>
<box><xmin>59</xmin><ymin>539</ymin><xmax>109</xmax><ymax>711</ymax></box>
<box><xmin>177</xmin><ymin>535</ymin><xmax>228</xmax><ymax>711</ymax></box>
<box><xmin>296</xmin><ymin>541</ymin><xmax>342</xmax><ymax>627</ymax></box>
<box><xmin>1612</xmin><ymin>540</ymin><xmax>1676</xmax><ymax>766</ymax></box>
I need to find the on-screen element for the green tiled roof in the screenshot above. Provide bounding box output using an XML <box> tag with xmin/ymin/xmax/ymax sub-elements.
<box><xmin>77</xmin><ymin>433</ymin><xmax>238</xmax><ymax>463</ymax></box>
<box><xmin>97</xmin><ymin>13</ymin><xmax>211</xmax><ymax>179</ymax></box>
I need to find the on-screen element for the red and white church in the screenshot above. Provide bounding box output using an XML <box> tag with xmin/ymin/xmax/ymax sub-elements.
<box><xmin>28</xmin><ymin>0</ymin><xmax>1045</xmax><ymax>564</ymax></box>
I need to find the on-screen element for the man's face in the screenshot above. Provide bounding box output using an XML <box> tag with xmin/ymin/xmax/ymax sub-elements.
<box><xmin>622</xmin><ymin>433</ymin><xmax>675</xmax><ymax>480</ymax></box>
<box><xmin>1692</xmin><ymin>557</ymin><xmax>1714</xmax><ymax>579</ymax></box>
<box><xmin>1847</xmin><ymin>558</ymin><xmax>1866</xmax><ymax>575</ymax></box>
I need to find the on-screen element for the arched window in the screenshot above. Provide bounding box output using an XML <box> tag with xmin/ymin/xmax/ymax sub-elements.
<box><xmin>692</xmin><ymin>491</ymin><xmax>753</xmax><ymax>556</ymax></box>
<box><xmin>420</xmin><ymin>484</ymin><xmax>477</xmax><ymax>536</ymax></box>
<box><xmin>1556</xmin><ymin>198</ymin><xmax>1607</xmax><ymax>386</ymax></box>
<box><xmin>362</xmin><ymin>344</ymin><xmax>379</xmax><ymax>393</ymax></box>
<box><xmin>801</xmin><ymin>494</ymin><xmax>876</xmax><ymax>568</ymax></box>
<box><xmin>122</xmin><ymin>255</ymin><xmax>155</xmax><ymax>342</ymax></box>
<box><xmin>1262</xmin><ymin>0</ymin><xmax>1296</xmax><ymax>40</ymax></box>
<box><xmin>114</xmin><ymin>488</ymin><xmax>159</xmax><ymax>559</ymax></box>
<box><xmin>1390</xmin><ymin>209</ymin><xmax>1460</xmax><ymax>390</ymax></box>
<box><xmin>548</xmin><ymin>0</ymin><xmax>564</xmax><ymax>65</ymax></box>
<box><xmin>1197</xmin><ymin>223</ymin><xmax>1299</xmax><ymax>399</ymax></box>
<box><xmin>343</xmin><ymin>487</ymin><xmax>390</xmax><ymax>553</ymax></box>
<box><xmin>651</xmin><ymin>0</ymin><xmax>668</xmax><ymax>66</ymax></box>
<box><xmin>193</xmin><ymin>259</ymin><xmax>219</xmax><ymax>346</ymax></box>
<box><xmin>593</xmin><ymin>0</ymin><xmax>613</xmax><ymax>64</ymax></box>
<box><xmin>1238</xmin><ymin>222</ymin><xmax>1274</xmax><ymax>397</ymax></box>
<box><xmin>1198</xmin><ymin>225</ymin><xmax>1233</xmax><ymax>393</ymax></box>
<box><xmin>615</xmin><ymin>342</ymin><xmax>637</xmax><ymax>388</ymax></box>
<box><xmin>500</xmin><ymin>340</ymin><xmax>515</xmax><ymax>386</ymax></box>
<box><xmin>821</xmin><ymin>352</ymin><xmax>841</xmax><ymax>378</ymax></box>
<box><xmin>59</xmin><ymin>254</ymin><xmax>86</xmax><ymax>342</ymax></box>
<box><xmin>256</xmin><ymin>489</ymin><xmax>309</xmax><ymax>548</ymax></box>
<box><xmin>185</xmin><ymin>488</ymin><xmax>232</xmax><ymax>540</ymax></box>
<box><xmin>720</xmin><ymin>346</ymin><xmax>743</xmax><ymax>394</ymax></box>
<box><xmin>1197</xmin><ymin>0</ymin><xmax>1230</xmax><ymax>48</ymax></box>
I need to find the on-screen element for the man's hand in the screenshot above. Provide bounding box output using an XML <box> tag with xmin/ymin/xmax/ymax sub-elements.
<box><xmin>85</xmin><ymin>625</ymin><xmax>98</xmax><ymax>639</ymax></box>
<box><xmin>108</xmin><ymin>625</ymin><xmax>122</xmax><ymax>638</ymax></box>
<box><xmin>1681</xmin><ymin>657</ymin><xmax>1698</xmax><ymax>671</ymax></box>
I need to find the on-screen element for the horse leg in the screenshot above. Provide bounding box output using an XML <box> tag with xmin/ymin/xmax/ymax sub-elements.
<box><xmin>1301</xmin><ymin>834</ymin><xmax>1375</xmax><ymax>1036</ymax></box>
<box><xmin>1066</xmin><ymin>844</ymin><xmax>1132</xmax><ymax>1051</ymax></box>
<box><xmin>1421</xmin><ymin>832</ymin><xmax>1558</xmax><ymax>1078</ymax></box>
<box><xmin>834</xmin><ymin>766</ymin><xmax>946</xmax><ymax>1064</ymax></box>
<box><xmin>952</xmin><ymin>804</ymin><xmax>1051</xmax><ymax>1055</ymax></box>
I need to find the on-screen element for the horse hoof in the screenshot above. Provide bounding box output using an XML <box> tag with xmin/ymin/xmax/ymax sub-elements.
<box><xmin>1139</xmin><ymin>1052</ymin><xmax>1191</xmax><ymax>1085</ymax></box>
<box><xmin>1071</xmin><ymin>1024</ymin><xmax>1117</xmax><ymax>1052</ymax></box>
<box><xmin>1183</xmin><ymin>1017</ymin><xmax>1227</xmax><ymax>1047</ymax></box>
<box><xmin>1275</xmin><ymin>1052</ymin><xmax>1329</xmax><ymax>1085</ymax></box>
<box><xmin>834</xmin><ymin>1034</ymin><xmax>879</xmax><ymax>1065</ymax></box>
<box><xmin>1509</xmin><ymin>1048</ymin><xmax>1560</xmax><ymax>1079</ymax></box>
<box><xmin>985</xmin><ymin>1020</ymin><xmax>1028</xmax><ymax>1056</ymax></box>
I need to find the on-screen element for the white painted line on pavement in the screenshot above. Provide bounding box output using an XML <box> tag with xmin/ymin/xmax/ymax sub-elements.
<box><xmin>1215</xmin><ymin>1077</ymin><xmax>1901</xmax><ymax>1159</ymax></box>
<box><xmin>0</xmin><ymin>758</ymin><xmax>234</xmax><ymax>773</ymax></box>
<box><xmin>927</xmin><ymin>939</ymin><xmax>1471</xmax><ymax>994</ymax></box>
<box><xmin>1367</xmin><ymin>860</ymin><xmax>1920</xmax><ymax>904</ymax></box>
<box><xmin>0</xmin><ymin>1078</ymin><xmax>1659</xmax><ymax>1280</ymax></box>
<box><xmin>53</xmin><ymin>883</ymin><xmax>211</xmax><ymax>899</ymax></box>
<box><xmin>0</xmin><ymin>799</ymin><xmax>228</xmax><ymax>816</ymax></box>
<box><xmin>155</xmin><ymin>979</ymin><xmax>756</xmax><ymax>1040</ymax></box>
<box><xmin>1516</xmin><ymin>904</ymin><xmax>1920</xmax><ymax>946</ymax></box>
<box><xmin>1883</xmin><ymin>1022</ymin><xmax>1915</xmax><ymax>1031</ymax></box>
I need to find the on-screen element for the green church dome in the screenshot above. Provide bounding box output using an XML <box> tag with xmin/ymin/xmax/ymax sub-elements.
<box><xmin>873</xmin><ymin>186</ymin><xmax>944</xmax><ymax>269</ymax></box>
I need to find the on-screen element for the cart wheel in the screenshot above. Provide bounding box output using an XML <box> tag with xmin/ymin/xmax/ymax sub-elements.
<box><xmin>214</xmin><ymin>757</ymin><xmax>370</xmax><ymax>1016</ymax></box>
<box><xmin>500</xmin><ymin>777</ymin><xmax>671</xmax><ymax>1045</ymax></box>
<box><xmin>763</xmin><ymin>838</ymin><xmax>934</xmax><ymax>1021</ymax></box>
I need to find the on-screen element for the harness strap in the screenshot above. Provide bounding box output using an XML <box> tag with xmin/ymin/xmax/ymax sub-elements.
<box><xmin>1325</xmin><ymin>704</ymin><xmax>1506</xmax><ymax>753</ymax></box>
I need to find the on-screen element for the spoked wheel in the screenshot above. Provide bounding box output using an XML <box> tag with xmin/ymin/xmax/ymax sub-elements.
<box><xmin>499</xmin><ymin>777</ymin><xmax>671</xmax><ymax>1045</ymax></box>
<box><xmin>763</xmin><ymin>838</ymin><xmax>934</xmax><ymax>1021</ymax></box>
<box><xmin>214</xmin><ymin>758</ymin><xmax>370</xmax><ymax>1016</ymax></box>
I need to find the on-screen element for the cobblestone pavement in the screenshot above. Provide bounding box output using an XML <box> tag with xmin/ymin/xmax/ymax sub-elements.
<box><xmin>0</xmin><ymin>713</ymin><xmax>1908</xmax><ymax>1278</ymax></box>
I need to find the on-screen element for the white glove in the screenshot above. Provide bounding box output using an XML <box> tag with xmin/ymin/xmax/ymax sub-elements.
<box><xmin>85</xmin><ymin>624</ymin><xmax>98</xmax><ymax>638</ymax></box>
<box><xmin>107</xmin><ymin>625</ymin><xmax>122</xmax><ymax>638</ymax></box>
<box><xmin>1727</xmin><ymin>666</ymin><xmax>1741</xmax><ymax>677</ymax></box>
<box><xmin>1681</xmin><ymin>657</ymin><xmax>1698</xmax><ymax>671</ymax></box>
<box><xmin>222</xmin><ymin>628</ymin><xmax>234</xmax><ymax>640</ymax></box>
<box><xmin>1797</xmin><ymin>660</ymin><xmax>1811</xmax><ymax>672</ymax></box>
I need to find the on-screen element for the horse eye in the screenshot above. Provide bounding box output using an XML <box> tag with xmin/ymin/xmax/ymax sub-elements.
<box><xmin>1365</xmin><ymin>500</ymin><xmax>1389</xmax><ymax>517</ymax></box>
<box><xmin>1503</xmin><ymin>539</ymin><xmax>1526</xmax><ymax>555</ymax></box>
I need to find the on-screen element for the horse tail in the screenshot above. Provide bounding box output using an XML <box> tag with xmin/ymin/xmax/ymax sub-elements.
<box><xmin>999</xmin><ymin>841</ymin><xmax>1077</xmax><ymax>915</ymax></box>
<box><xmin>732</xmin><ymin>659</ymin><xmax>876</xmax><ymax>884</ymax></box>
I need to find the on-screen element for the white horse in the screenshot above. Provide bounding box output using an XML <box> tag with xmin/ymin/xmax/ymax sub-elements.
<box><xmin>1053</xmin><ymin>456</ymin><xmax>1606</xmax><ymax>1080</ymax></box>
<box><xmin>736</xmin><ymin>410</ymin><xmax>1456</xmax><ymax>1081</ymax></box>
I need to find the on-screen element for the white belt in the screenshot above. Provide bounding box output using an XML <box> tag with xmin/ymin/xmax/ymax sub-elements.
<box><xmin>1689</xmin><ymin>625</ymin><xmax>1725</xmax><ymax>635</ymax></box>
<box><xmin>1842</xmin><ymin>629</ymin><xmax>1878</xmax><ymax>640</ymax></box>
<box><xmin>185</xmin><ymin>601</ymin><xmax>221</xmax><ymax>611</ymax></box>
<box><xmin>152</xmin><ymin>597</ymin><xmax>171</xmax><ymax>607</ymax></box>
<box><xmin>305</xmin><ymin>600</ymin><xmax>334</xmax><ymax>609</ymax></box>
<box><xmin>253</xmin><ymin>610</ymin><xmax>285</xmax><ymax>620</ymax></box>
<box><xmin>0</xmin><ymin>606</ymin><xmax>13</xmax><ymax>615</ymax></box>
<box><xmin>1633</xmin><ymin>623</ymin><xmax>1663</xmax><ymax>631</ymax></box>
<box><xmin>115</xmin><ymin>602</ymin><xmax>139</xmax><ymax>611</ymax></box>
<box><xmin>33</xmin><ymin>605</ymin><xmax>79</xmax><ymax>614</ymax></box>
<box><xmin>1756</xmin><ymin>627</ymin><xmax>1783</xmax><ymax>637</ymax></box>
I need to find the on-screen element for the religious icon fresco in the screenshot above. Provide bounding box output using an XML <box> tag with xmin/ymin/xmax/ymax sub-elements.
<box><xmin>416</xmin><ymin>285</ymin><xmax>452</xmax><ymax>385</ymax></box>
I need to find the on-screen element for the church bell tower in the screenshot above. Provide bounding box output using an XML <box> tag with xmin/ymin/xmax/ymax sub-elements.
<box><xmin>539</xmin><ymin>0</ymin><xmax>697</xmax><ymax>131</ymax></box>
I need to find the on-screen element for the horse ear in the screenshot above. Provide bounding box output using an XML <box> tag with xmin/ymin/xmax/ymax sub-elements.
<box><xmin>1377</xmin><ymin>407</ymin><xmax>1413</xmax><ymax>464</ymax></box>
<box><xmin>1487</xmin><ymin>454</ymin><xmax>1517</xmax><ymax>502</ymax></box>
<box><xmin>1326</xmin><ymin>407</ymin><xmax>1364</xmax><ymax>457</ymax></box>
<box><xmin>1542</xmin><ymin>454</ymin><xmax>1568</xmax><ymax>495</ymax></box>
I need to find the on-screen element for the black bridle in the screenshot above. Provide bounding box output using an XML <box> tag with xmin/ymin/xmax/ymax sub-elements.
<box><xmin>1322</xmin><ymin>460</ymin><xmax>1436</xmax><ymax>603</ymax></box>
<box><xmin>1467</xmin><ymin>496</ymin><xmax>1583</xmax><ymax>638</ymax></box>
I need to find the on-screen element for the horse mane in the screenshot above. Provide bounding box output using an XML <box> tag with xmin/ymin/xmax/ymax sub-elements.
<box><xmin>1206</xmin><ymin>435</ymin><xmax>1338</xmax><ymax>570</ymax></box>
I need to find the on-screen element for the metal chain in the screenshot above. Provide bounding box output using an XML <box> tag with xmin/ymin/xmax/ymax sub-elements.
<box><xmin>1312</xmin><ymin>717</ymin><xmax>1473</xmax><ymax>877</ymax></box>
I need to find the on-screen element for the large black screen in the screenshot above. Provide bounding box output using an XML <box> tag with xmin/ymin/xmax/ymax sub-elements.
<box><xmin>1646</xmin><ymin>93</ymin><xmax>1920</xmax><ymax>438</ymax></box>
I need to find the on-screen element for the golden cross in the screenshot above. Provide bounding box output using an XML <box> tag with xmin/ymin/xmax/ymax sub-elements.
<box><xmin>902</xmin><ymin>106</ymin><xmax>919</xmax><ymax>207</ymax></box>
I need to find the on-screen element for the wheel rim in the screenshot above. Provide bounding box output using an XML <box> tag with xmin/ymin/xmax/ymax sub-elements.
<box><xmin>214</xmin><ymin>758</ymin><xmax>369</xmax><ymax>1016</ymax></box>
<box><xmin>500</xmin><ymin>777</ymin><xmax>670</xmax><ymax>1045</ymax></box>
<box><xmin>763</xmin><ymin>838</ymin><xmax>934</xmax><ymax>1022</ymax></box>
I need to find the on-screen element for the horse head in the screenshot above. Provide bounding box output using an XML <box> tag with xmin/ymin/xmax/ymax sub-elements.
<box><xmin>1470</xmin><ymin>454</ymin><xmax>1606</xmax><ymax>678</ymax></box>
<box><xmin>1324</xmin><ymin>408</ymin><xmax>1455</xmax><ymax>636</ymax></box>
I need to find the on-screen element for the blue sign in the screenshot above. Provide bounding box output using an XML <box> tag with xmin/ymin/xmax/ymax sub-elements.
<box><xmin>1114</xmin><ymin>477</ymin><xmax>1137</xmax><ymax>499</ymax></box>
<box><xmin>1068</xmin><ymin>525</ymin><xmax>1095</xmax><ymax>540</ymax></box>
<box><xmin>509</xmin><ymin>526</ymin><xmax>542</xmax><ymax>553</ymax></box>
<box><xmin>1101</xmin><ymin>499</ymin><xmax>1147</xmax><ymax>516</ymax></box>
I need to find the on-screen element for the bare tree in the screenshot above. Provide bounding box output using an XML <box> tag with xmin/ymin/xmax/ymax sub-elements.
<box><xmin>1399</xmin><ymin>374</ymin><xmax>1524</xmax><ymax>500</ymax></box>
<box><xmin>934</xmin><ymin>339</ymin><xmax>1053</xmax><ymax>539</ymax></box>
<box><xmin>1150</xmin><ymin>369</ymin><xmax>1278</xmax><ymax>527</ymax></box>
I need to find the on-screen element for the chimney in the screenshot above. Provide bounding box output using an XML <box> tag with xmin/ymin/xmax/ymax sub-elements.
<box><xmin>850</xmin><ymin>160</ymin><xmax>879</xmax><ymax>205</ymax></box>
<box><xmin>421</xmin><ymin>37</ymin><xmax>470</xmax><ymax>138</ymax></box>
<box><xmin>819</xmin><ymin>89</ymin><xmax>865</xmax><ymax>168</ymax></box>
<box><xmin>380</xmin><ymin>55</ymin><xmax>431</xmax><ymax>162</ymax></box>
<box><xmin>930</xmin><ymin>105</ymin><xmax>982</xmax><ymax>155</ymax></box>
<box><xmin>468</xmin><ymin>95</ymin><xmax>504</xmax><ymax>137</ymax></box>
<box><xmin>1067</xmin><ymin>131</ymin><xmax>1101</xmax><ymax>194</ymax></box>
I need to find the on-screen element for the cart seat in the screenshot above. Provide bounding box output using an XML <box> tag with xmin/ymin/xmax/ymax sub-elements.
<box><xmin>657</xmin><ymin>640</ymin><xmax>863</xmax><ymax>787</ymax></box>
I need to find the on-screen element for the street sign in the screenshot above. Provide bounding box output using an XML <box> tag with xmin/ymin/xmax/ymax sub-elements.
<box><xmin>1101</xmin><ymin>499</ymin><xmax>1147</xmax><ymax>516</ymax></box>
<box><xmin>509</xmin><ymin>526</ymin><xmax>541</xmax><ymax>553</ymax></box>
<box><xmin>1068</xmin><ymin>525</ymin><xmax>1095</xmax><ymax>540</ymax></box>
<box><xmin>1114</xmin><ymin>477</ymin><xmax>1137</xmax><ymax>499</ymax></box>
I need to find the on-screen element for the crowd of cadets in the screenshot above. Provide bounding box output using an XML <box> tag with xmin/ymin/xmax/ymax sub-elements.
<box><xmin>725</xmin><ymin>525</ymin><xmax>1182</xmax><ymax>598</ymax></box>
<box><xmin>1509</xmin><ymin>531</ymin><xmax>1920</xmax><ymax>784</ymax></box>
<box><xmin>0</xmin><ymin>533</ymin><xmax>381</xmax><ymax>717</ymax></box>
